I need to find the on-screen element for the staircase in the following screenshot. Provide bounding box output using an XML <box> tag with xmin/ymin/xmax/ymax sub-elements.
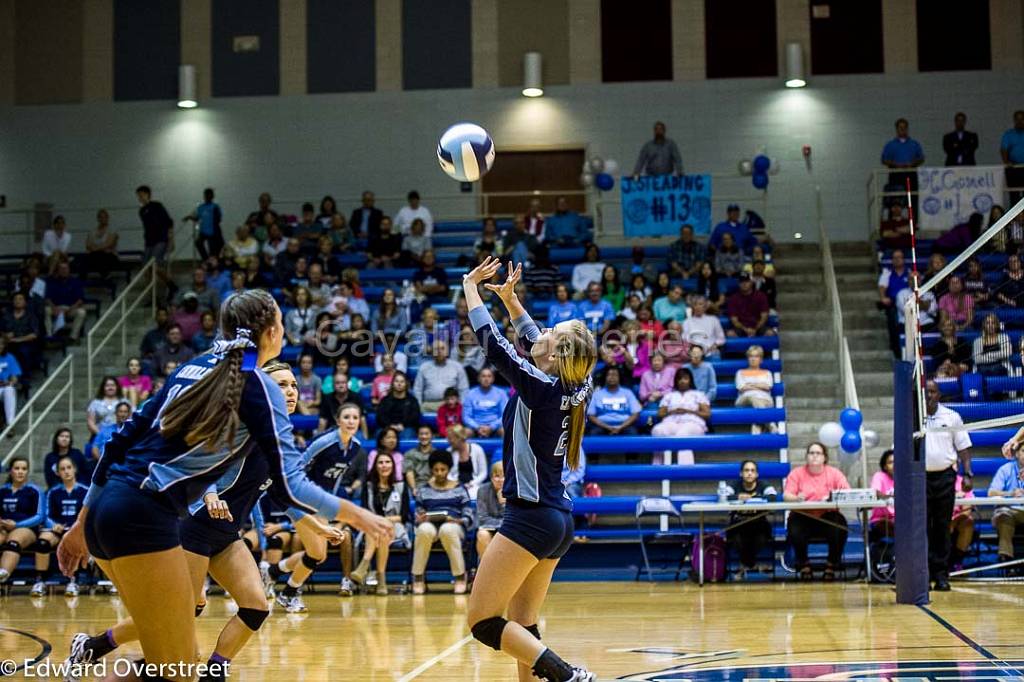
<box><xmin>774</xmin><ymin>242</ymin><xmax>893</xmax><ymax>485</ymax></box>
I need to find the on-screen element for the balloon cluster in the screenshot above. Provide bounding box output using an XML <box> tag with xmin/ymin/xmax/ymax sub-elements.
<box><xmin>818</xmin><ymin>407</ymin><xmax>880</xmax><ymax>456</ymax></box>
<box><xmin>581</xmin><ymin>156</ymin><xmax>618</xmax><ymax>192</ymax></box>
<box><xmin>738</xmin><ymin>154</ymin><xmax>772</xmax><ymax>190</ymax></box>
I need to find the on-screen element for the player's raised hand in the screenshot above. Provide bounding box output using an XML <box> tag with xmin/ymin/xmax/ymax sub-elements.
<box><xmin>484</xmin><ymin>262</ymin><xmax>522</xmax><ymax>302</ymax></box>
<box><xmin>464</xmin><ymin>256</ymin><xmax>502</xmax><ymax>285</ymax></box>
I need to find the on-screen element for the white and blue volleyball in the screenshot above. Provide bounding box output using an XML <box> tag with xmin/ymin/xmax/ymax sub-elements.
<box><xmin>437</xmin><ymin>123</ymin><xmax>495</xmax><ymax>182</ymax></box>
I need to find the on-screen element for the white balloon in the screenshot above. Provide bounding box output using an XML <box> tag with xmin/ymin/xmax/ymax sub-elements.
<box><xmin>588</xmin><ymin>156</ymin><xmax>605</xmax><ymax>173</ymax></box>
<box><xmin>818</xmin><ymin>422</ymin><xmax>844</xmax><ymax>448</ymax></box>
<box><xmin>862</xmin><ymin>429</ymin><xmax>880</xmax><ymax>449</ymax></box>
<box><xmin>604</xmin><ymin>159</ymin><xmax>619</xmax><ymax>175</ymax></box>
<box><xmin>580</xmin><ymin>173</ymin><xmax>594</xmax><ymax>188</ymax></box>
<box><xmin>738</xmin><ymin>159</ymin><xmax>752</xmax><ymax>176</ymax></box>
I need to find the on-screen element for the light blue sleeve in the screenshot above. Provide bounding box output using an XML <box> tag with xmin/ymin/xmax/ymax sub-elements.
<box><xmin>284</xmin><ymin>506</ymin><xmax>307</xmax><ymax>524</ymax></box>
<box><xmin>44</xmin><ymin>487</ymin><xmax>58</xmax><ymax>528</ymax></box>
<box><xmin>628</xmin><ymin>389</ymin><xmax>643</xmax><ymax>415</ymax></box>
<box><xmin>991</xmin><ymin>463</ymin><xmax>1012</xmax><ymax>493</ymax></box>
<box><xmin>16</xmin><ymin>485</ymin><xmax>46</xmax><ymax>529</ymax></box>
<box><xmin>251</xmin><ymin>502</ymin><xmax>267</xmax><ymax>552</ymax></box>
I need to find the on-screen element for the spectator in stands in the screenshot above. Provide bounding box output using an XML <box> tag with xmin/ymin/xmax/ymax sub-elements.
<box><xmin>651</xmin><ymin>271</ymin><xmax>671</xmax><ymax>299</ymax></box>
<box><xmin>727</xmin><ymin>460</ymin><xmax>778</xmax><ymax>574</ymax></box>
<box><xmin>475</xmin><ymin>462</ymin><xmax>505</xmax><ymax>559</ymax></box>
<box><xmin>91</xmin><ymin>400</ymin><xmax>132</xmax><ymax>461</ymax></box>
<box><xmin>627</xmin><ymin>274</ymin><xmax>652</xmax><ymax>305</ymax></box>
<box><xmin>1000</xmin><ymin>110</ymin><xmax>1024</xmax><ymax>204</ymax></box>
<box><xmin>972</xmin><ymin>312</ymin><xmax>1012</xmax><ymax>376</ymax></box>
<box><xmin>453</xmin><ymin>323</ymin><xmax>485</xmax><ymax>385</ymax></box>
<box><xmin>880</xmin><ymin>204</ymin><xmax>912</xmax><ymax>249</ymax></box>
<box><xmin>246</xmin><ymin>192</ymin><xmax>278</xmax><ymax>232</ymax></box>
<box><xmin>879</xmin><ymin>249</ymin><xmax>911</xmax><ymax>356</ymax></box>
<box><xmin>292</xmin><ymin>202</ymin><xmax>322</xmax><ymax>253</ymax></box>
<box><xmin>870</xmin><ymin>450</ymin><xmax>896</xmax><ymax>542</ymax></box>
<box><xmin>302</xmin><ymin>263</ymin><xmax>331</xmax><ymax>308</ymax></box>
<box><xmin>409</xmin><ymin>307</ymin><xmax>441</xmax><ymax>355</ymax></box>
<box><xmin>86</xmin><ymin>375</ymin><xmax>123</xmax><ymax>436</ymax></box>
<box><xmin>601</xmin><ymin>265</ymin><xmax>626</xmax><ymax>311</ymax></box>
<box><xmin>44</xmin><ymin>260</ymin><xmax>87</xmax><ymax>342</ymax></box>
<box><xmin>547</xmin><ymin>284</ymin><xmax>580</xmax><ymax>325</ymax></box>
<box><xmin>696</xmin><ymin>261</ymin><xmax>726</xmax><ymax>314</ymax></box>
<box><xmin>184</xmin><ymin>188</ymin><xmax>223</xmax><ymax>260</ymax></box>
<box><xmin>525</xmin><ymin>198</ymin><xmax>545</xmax><ymax>241</ymax></box>
<box><xmin>191</xmin><ymin>311</ymin><xmax>217</xmax><ymax>354</ymax></box>
<box><xmin>544</xmin><ymin>196</ymin><xmax>588</xmax><ymax>246</ymax></box>
<box><xmin>117</xmin><ymin>357</ymin><xmax>151</xmax><ymax>406</ymax></box>
<box><xmin>653</xmin><ymin>284</ymin><xmax>687</xmax><ymax>324</ymax></box>
<box><xmin>377</xmin><ymin>372</ymin><xmax>421</xmax><ymax>440</ymax></box>
<box><xmin>714</xmin><ymin>232</ymin><xmax>744</xmax><ymax>277</ymax></box>
<box><xmin>599</xmin><ymin>331</ymin><xmax>636</xmax><ymax>388</ymax></box>
<box><xmin>784</xmin><ymin>442</ymin><xmax>851</xmax><ymax>580</ymax></box>
<box><xmin>709</xmin><ymin>204</ymin><xmax>754</xmax><ymax>253</ymax></box>
<box><xmin>630</xmin><ymin>246</ymin><xmax>660</xmax><ymax>287</ymax></box>
<box><xmin>369</xmin><ymin>216</ymin><xmax>402</xmax><ymax>268</ymax></box>
<box><xmin>284</xmin><ymin>286</ymin><xmax>319</xmax><ymax>347</ymax></box>
<box><xmin>471</xmin><ymin>217</ymin><xmax>503</xmax><ymax>264</ymax></box>
<box><xmin>894</xmin><ymin>272</ymin><xmax>936</xmax><ymax>333</ymax></box>
<box><xmin>139</xmin><ymin>306</ymin><xmax>169</xmax><ymax>366</ymax></box>
<box><xmin>639</xmin><ymin>352</ymin><xmax>675</xmax><ymax>405</ymax></box>
<box><xmin>171</xmin><ymin>293</ymin><xmax>201</xmax><ymax>343</ymax></box>
<box><xmin>949</xmin><ymin>474</ymin><xmax>975</xmax><ymax>571</ymax></box>
<box><xmin>404</xmin><ymin>425</ymin><xmax>435</xmax><ymax>492</ymax></box>
<box><xmin>881</xmin><ymin>117</ymin><xmax>925</xmax><ymax>171</ymax></box>
<box><xmin>175</xmin><ymin>268</ymin><xmax>220</xmax><ymax>314</ymax></box>
<box><xmin>274</xmin><ymin>238</ymin><xmax>303</xmax><ymax>285</ymax></box>
<box><xmin>923</xmin><ymin>252</ymin><xmax>949</xmax><ymax>298</ymax></box>
<box><xmin>0</xmin><ymin>338</ymin><xmax>19</xmax><ymax>429</ymax></box>
<box><xmin>668</xmin><ymin>224</ymin><xmax>705</xmax><ymax>279</ymax></box>
<box><xmin>368</xmin><ymin>427</ymin><xmax>405</xmax><ymax>477</ymax></box>
<box><xmin>446</xmin><ymin>424</ymin><xmax>487</xmax><ymax>498</ymax></box>
<box><xmin>587</xmin><ymin>367</ymin><xmax>642</xmax><ymax>435</ymax></box>
<box><xmin>735</xmin><ymin>345</ymin><xmax>775</xmax><ymax>433</ymax></box>
<box><xmin>136</xmin><ymin>184</ymin><xmax>175</xmax><ymax>295</ymax></box>
<box><xmin>295</xmin><ymin>353</ymin><xmax>322</xmax><ymax>417</ymax></box>
<box><xmin>411</xmin><ymin>450</ymin><xmax>473</xmax><ymax>595</ymax></box>
<box><xmin>651</xmin><ymin>367</ymin><xmax>709</xmax><ymax>465</ymax></box>
<box><xmin>371</xmin><ymin>354</ymin><xmax>398</xmax><ymax>406</ymax></box>
<box><xmin>2</xmin><ymin>292</ymin><xmax>41</xmax><ymax>379</ymax></box>
<box><xmin>463</xmin><ymin>367</ymin><xmax>507</xmax><ymax>437</ymax></box>
<box><xmin>938</xmin><ymin>276</ymin><xmax>974</xmax><ymax>331</ymax></box>
<box><xmin>350</xmin><ymin>190</ymin><xmax>383</xmax><ymax>240</ymax></box>
<box><xmin>988</xmin><ymin>446</ymin><xmax>1024</xmax><ymax>565</ymax></box>
<box><xmin>572</xmin><ymin>243</ymin><xmax>606</xmax><ymax>296</ymax></box>
<box><xmin>202</xmin><ymin>256</ymin><xmax>232</xmax><ymax>301</ymax></box>
<box><xmin>943</xmin><ymin>112</ymin><xmax>978</xmax><ymax>166</ymax></box>
<box><xmin>435</xmin><ymin>387</ymin><xmax>463</xmax><ymax>438</ymax></box>
<box><xmin>321</xmin><ymin>357</ymin><xmax>361</xmax><ymax>396</ymax></box>
<box><xmin>636</xmin><ymin>304</ymin><xmax>663</xmax><ymax>344</ymax></box>
<box><xmin>413</xmin><ymin>250</ymin><xmax>449</xmax><ymax>301</ymax></box>
<box><xmin>742</xmin><ymin>245</ymin><xmax>775</xmax><ymax>277</ymax></box>
<box><xmin>80</xmin><ymin>209</ymin><xmax>120</xmax><ymax>280</ymax></box>
<box><xmin>683</xmin><ymin>295</ymin><xmax>726</xmax><ymax>357</ymax></box>
<box><xmin>223</xmin><ymin>224</ymin><xmax>259</xmax><ymax>271</ymax></box>
<box><xmin>0</xmin><ymin>457</ymin><xmax>43</xmax><ymax>584</ymax></box>
<box><xmin>749</xmin><ymin>260</ymin><xmax>777</xmax><ymax>310</ymax></box>
<box><xmin>371</xmin><ymin>288</ymin><xmax>409</xmax><ymax>337</ymax></box>
<box><xmin>43</xmin><ymin>428</ymin><xmax>89</xmax><ymax>488</ymax></box>
<box><xmin>395</xmin><ymin>190</ymin><xmax>434</xmax><ymax>236</ymax></box>
<box><xmin>936</xmin><ymin>213</ymin><xmax>983</xmax><ymax>257</ymax></box>
<box><xmin>523</xmin><ymin>245</ymin><xmax>561</xmax><ymax>296</ymax></box>
<box><xmin>318</xmin><ymin>371</ymin><xmax>366</xmax><ymax>436</ymax></box>
<box><xmin>402</xmin><ymin>219</ymin><xmax>432</xmax><ymax>267</ymax></box>
<box><xmin>42</xmin><ymin>215</ymin><xmax>72</xmax><ymax>274</ymax></box>
<box><xmin>727</xmin><ymin>274</ymin><xmax>772</xmax><ymax>338</ymax></box>
<box><xmin>928</xmin><ymin>318</ymin><xmax>971</xmax><ymax>378</ymax></box>
<box><xmin>619</xmin><ymin>294</ymin><xmax>643</xmax><ymax>324</ymax></box>
<box><xmin>996</xmin><ymin>254</ymin><xmax>1024</xmax><ymax>307</ymax></box>
<box><xmin>578</xmin><ymin>282</ymin><xmax>616</xmax><ymax>336</ymax></box>
<box><xmin>351</xmin><ymin>450</ymin><xmax>410</xmax><ymax>596</ymax></box>
<box><xmin>413</xmin><ymin>339</ymin><xmax>468</xmax><ymax>412</ymax></box>
<box><xmin>153</xmin><ymin>324</ymin><xmax>194</xmax><ymax>376</ymax></box>
<box><xmin>633</xmin><ymin>120</ymin><xmax>683</xmax><ymax>176</ymax></box>
<box><xmin>503</xmin><ymin>213</ymin><xmax>540</xmax><ymax>266</ymax></box>
<box><xmin>314</xmin><ymin>195</ymin><xmax>336</xmax><ymax>227</ymax></box>
<box><xmin>660</xmin><ymin>319</ymin><xmax>688</xmax><ymax>367</ymax></box>
<box><xmin>17</xmin><ymin>260</ymin><xmax>47</xmax><ymax>304</ymax></box>
<box><xmin>327</xmin><ymin>212</ymin><xmax>354</xmax><ymax>253</ymax></box>
<box><xmin>964</xmin><ymin>257</ymin><xmax>991</xmax><ymax>309</ymax></box>
<box><xmin>313</xmin><ymin>234</ymin><xmax>343</xmax><ymax>283</ymax></box>
<box><xmin>684</xmin><ymin>344</ymin><xmax>718</xmax><ymax>403</ymax></box>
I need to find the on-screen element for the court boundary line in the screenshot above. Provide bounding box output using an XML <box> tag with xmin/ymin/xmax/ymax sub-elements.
<box><xmin>396</xmin><ymin>634</ymin><xmax>474</xmax><ymax>682</ymax></box>
<box><xmin>0</xmin><ymin>627</ymin><xmax>52</xmax><ymax>673</ymax></box>
<box><xmin>917</xmin><ymin>604</ymin><xmax>1022</xmax><ymax>676</ymax></box>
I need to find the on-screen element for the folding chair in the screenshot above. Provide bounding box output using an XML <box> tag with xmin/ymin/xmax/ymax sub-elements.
<box><xmin>635</xmin><ymin>497</ymin><xmax>692</xmax><ymax>582</ymax></box>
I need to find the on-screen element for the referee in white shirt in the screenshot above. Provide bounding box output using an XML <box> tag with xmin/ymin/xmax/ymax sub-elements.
<box><xmin>923</xmin><ymin>380</ymin><xmax>973</xmax><ymax>591</ymax></box>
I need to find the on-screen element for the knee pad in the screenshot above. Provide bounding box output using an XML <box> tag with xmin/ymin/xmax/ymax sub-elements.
<box><xmin>266</xmin><ymin>535</ymin><xmax>284</xmax><ymax>550</ymax></box>
<box><xmin>195</xmin><ymin>602</ymin><xmax>206</xmax><ymax>617</ymax></box>
<box><xmin>2</xmin><ymin>540</ymin><xmax>21</xmax><ymax>553</ymax></box>
<box><xmin>236</xmin><ymin>607</ymin><xmax>269</xmax><ymax>631</ymax></box>
<box><xmin>301</xmin><ymin>553</ymin><xmax>324</xmax><ymax>570</ymax></box>
<box><xmin>34</xmin><ymin>539</ymin><xmax>52</xmax><ymax>554</ymax></box>
<box><xmin>524</xmin><ymin>624</ymin><xmax>541</xmax><ymax>640</ymax></box>
<box><xmin>471</xmin><ymin>616</ymin><xmax>508</xmax><ymax>651</ymax></box>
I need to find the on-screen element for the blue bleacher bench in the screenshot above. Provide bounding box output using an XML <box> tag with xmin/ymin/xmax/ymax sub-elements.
<box><xmin>585</xmin><ymin>462</ymin><xmax>791</xmax><ymax>482</ymax></box>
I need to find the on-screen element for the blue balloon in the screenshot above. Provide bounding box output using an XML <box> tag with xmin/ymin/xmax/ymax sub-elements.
<box><xmin>840</xmin><ymin>430</ymin><xmax>862</xmax><ymax>454</ymax></box>
<box><xmin>752</xmin><ymin>172</ymin><xmax>768</xmax><ymax>190</ymax></box>
<box><xmin>753</xmin><ymin>154</ymin><xmax>770</xmax><ymax>173</ymax></box>
<box><xmin>840</xmin><ymin>408</ymin><xmax>863</xmax><ymax>431</ymax></box>
<box><xmin>595</xmin><ymin>173</ymin><xmax>614</xmax><ymax>191</ymax></box>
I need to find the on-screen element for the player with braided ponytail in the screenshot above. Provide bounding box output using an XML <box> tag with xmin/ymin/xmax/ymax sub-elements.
<box><xmin>461</xmin><ymin>257</ymin><xmax>598</xmax><ymax>682</ymax></box>
<box><xmin>56</xmin><ymin>290</ymin><xmax>392</xmax><ymax>682</ymax></box>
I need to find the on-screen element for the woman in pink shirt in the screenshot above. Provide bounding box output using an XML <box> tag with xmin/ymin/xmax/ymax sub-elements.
<box><xmin>869</xmin><ymin>450</ymin><xmax>895</xmax><ymax>541</ymax></box>
<box><xmin>937</xmin><ymin>276</ymin><xmax>974</xmax><ymax>331</ymax></box>
<box><xmin>639</xmin><ymin>352</ymin><xmax>676</xmax><ymax>404</ymax></box>
<box><xmin>783</xmin><ymin>442</ymin><xmax>851</xmax><ymax>580</ymax></box>
<box><xmin>117</xmin><ymin>357</ymin><xmax>152</xmax><ymax>406</ymax></box>
<box><xmin>371</xmin><ymin>353</ymin><xmax>398</xmax><ymax>405</ymax></box>
<box><xmin>950</xmin><ymin>474</ymin><xmax>975</xmax><ymax>570</ymax></box>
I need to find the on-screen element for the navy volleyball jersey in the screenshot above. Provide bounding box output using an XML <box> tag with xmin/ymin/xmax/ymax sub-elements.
<box><xmin>186</xmin><ymin>449</ymin><xmax>272</xmax><ymax>537</ymax></box>
<box><xmin>303</xmin><ymin>430</ymin><xmax>364</xmax><ymax>497</ymax></box>
<box><xmin>0</xmin><ymin>483</ymin><xmax>45</xmax><ymax>528</ymax></box>
<box><xmin>46</xmin><ymin>483</ymin><xmax>88</xmax><ymax>528</ymax></box>
<box><xmin>259</xmin><ymin>495</ymin><xmax>293</xmax><ymax>530</ymax></box>
<box><xmin>469</xmin><ymin>307</ymin><xmax>584</xmax><ymax>512</ymax></box>
<box><xmin>86</xmin><ymin>353</ymin><xmax>342</xmax><ymax>522</ymax></box>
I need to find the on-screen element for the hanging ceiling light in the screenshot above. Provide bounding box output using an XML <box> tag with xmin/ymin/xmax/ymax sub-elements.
<box><xmin>178</xmin><ymin>64</ymin><xmax>198</xmax><ymax>108</ymax></box>
<box><xmin>522</xmin><ymin>52</ymin><xmax>543</xmax><ymax>97</ymax></box>
<box><xmin>784</xmin><ymin>42</ymin><xmax>807</xmax><ymax>88</ymax></box>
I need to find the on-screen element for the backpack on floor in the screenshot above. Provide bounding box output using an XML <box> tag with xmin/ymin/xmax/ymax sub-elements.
<box><xmin>691</xmin><ymin>533</ymin><xmax>727</xmax><ymax>583</ymax></box>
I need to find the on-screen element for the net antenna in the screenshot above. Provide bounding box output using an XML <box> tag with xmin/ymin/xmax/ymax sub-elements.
<box><xmin>902</xmin><ymin>179</ymin><xmax>926</xmax><ymax>436</ymax></box>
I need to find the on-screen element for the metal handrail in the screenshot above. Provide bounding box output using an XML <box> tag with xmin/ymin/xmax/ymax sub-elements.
<box><xmin>86</xmin><ymin>259</ymin><xmax>157</xmax><ymax>393</ymax></box>
<box><xmin>0</xmin><ymin>355</ymin><xmax>75</xmax><ymax>470</ymax></box>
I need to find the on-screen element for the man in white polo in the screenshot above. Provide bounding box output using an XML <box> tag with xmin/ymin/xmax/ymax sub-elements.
<box><xmin>923</xmin><ymin>379</ymin><xmax>973</xmax><ymax>592</ymax></box>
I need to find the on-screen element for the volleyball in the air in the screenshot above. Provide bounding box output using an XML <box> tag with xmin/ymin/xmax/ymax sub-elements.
<box><xmin>437</xmin><ymin>123</ymin><xmax>495</xmax><ymax>182</ymax></box>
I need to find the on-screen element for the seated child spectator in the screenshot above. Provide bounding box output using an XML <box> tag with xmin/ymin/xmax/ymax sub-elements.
<box><xmin>412</xmin><ymin>450</ymin><xmax>474</xmax><ymax>594</ymax></box>
<box><xmin>436</xmin><ymin>387</ymin><xmax>463</xmax><ymax>438</ymax></box>
<box><xmin>475</xmin><ymin>462</ymin><xmax>506</xmax><ymax>559</ymax></box>
<box><xmin>587</xmin><ymin>367</ymin><xmax>642</xmax><ymax>435</ymax></box>
<box><xmin>869</xmin><ymin>450</ymin><xmax>895</xmax><ymax>541</ymax></box>
<box><xmin>950</xmin><ymin>474</ymin><xmax>975</xmax><ymax>570</ymax></box>
<box><xmin>650</xmin><ymin>367</ymin><xmax>710</xmax><ymax>465</ymax></box>
<box><xmin>350</xmin><ymin>451</ymin><xmax>411</xmax><ymax>596</ymax></box>
<box><xmin>372</xmin><ymin>354</ymin><xmax>399</xmax><ymax>405</ymax></box>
